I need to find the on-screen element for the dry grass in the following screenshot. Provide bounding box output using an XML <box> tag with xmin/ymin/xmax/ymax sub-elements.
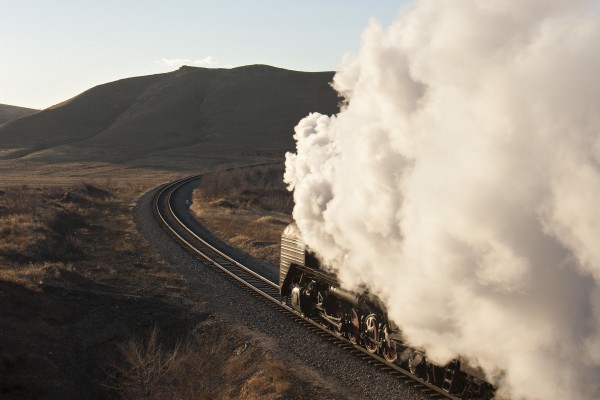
<box><xmin>0</xmin><ymin>262</ymin><xmax>74</xmax><ymax>293</ymax></box>
<box><xmin>0</xmin><ymin>183</ymin><xmax>164</xmax><ymax>292</ymax></box>
<box><xmin>0</xmin><ymin>186</ymin><xmax>93</xmax><ymax>291</ymax></box>
<box><xmin>0</xmin><ymin>183</ymin><xmax>189</xmax><ymax>399</ymax></box>
<box><xmin>197</xmin><ymin>164</ymin><xmax>293</xmax><ymax>214</ymax></box>
<box><xmin>111</xmin><ymin>326</ymin><xmax>214</xmax><ymax>400</ymax></box>
<box><xmin>191</xmin><ymin>165</ymin><xmax>293</xmax><ymax>265</ymax></box>
<box><xmin>0</xmin><ymin>178</ymin><xmax>346</xmax><ymax>400</ymax></box>
<box><xmin>112</xmin><ymin>322</ymin><xmax>336</xmax><ymax>400</ymax></box>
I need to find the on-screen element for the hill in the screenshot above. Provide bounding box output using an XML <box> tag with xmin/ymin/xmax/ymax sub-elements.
<box><xmin>0</xmin><ymin>65</ymin><xmax>338</xmax><ymax>171</ymax></box>
<box><xmin>0</xmin><ymin>104</ymin><xmax>38</xmax><ymax>125</ymax></box>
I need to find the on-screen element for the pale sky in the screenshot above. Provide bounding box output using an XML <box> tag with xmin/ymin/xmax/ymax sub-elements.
<box><xmin>0</xmin><ymin>1</ymin><xmax>405</xmax><ymax>109</ymax></box>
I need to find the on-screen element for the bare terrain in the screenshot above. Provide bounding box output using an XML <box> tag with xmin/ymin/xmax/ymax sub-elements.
<box><xmin>0</xmin><ymin>182</ymin><xmax>345</xmax><ymax>399</ymax></box>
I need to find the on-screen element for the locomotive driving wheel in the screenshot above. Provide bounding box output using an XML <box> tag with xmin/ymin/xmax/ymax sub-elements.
<box><xmin>382</xmin><ymin>324</ymin><xmax>398</xmax><ymax>363</ymax></box>
<box><xmin>332</xmin><ymin>302</ymin><xmax>344</xmax><ymax>333</ymax></box>
<box><xmin>348</xmin><ymin>308</ymin><xmax>360</xmax><ymax>344</ymax></box>
<box><xmin>364</xmin><ymin>314</ymin><xmax>379</xmax><ymax>353</ymax></box>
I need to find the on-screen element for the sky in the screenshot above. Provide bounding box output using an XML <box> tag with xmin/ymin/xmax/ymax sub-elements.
<box><xmin>0</xmin><ymin>1</ymin><xmax>404</xmax><ymax>109</ymax></box>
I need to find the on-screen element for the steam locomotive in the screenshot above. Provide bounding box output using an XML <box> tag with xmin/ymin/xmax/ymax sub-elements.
<box><xmin>280</xmin><ymin>223</ymin><xmax>495</xmax><ymax>399</ymax></box>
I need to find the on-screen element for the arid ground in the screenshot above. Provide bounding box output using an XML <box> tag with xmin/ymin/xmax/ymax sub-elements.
<box><xmin>0</xmin><ymin>176</ymin><xmax>347</xmax><ymax>400</ymax></box>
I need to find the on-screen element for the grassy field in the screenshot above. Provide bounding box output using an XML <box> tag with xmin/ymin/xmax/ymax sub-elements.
<box><xmin>190</xmin><ymin>164</ymin><xmax>293</xmax><ymax>266</ymax></box>
<box><xmin>0</xmin><ymin>182</ymin><xmax>328</xmax><ymax>400</ymax></box>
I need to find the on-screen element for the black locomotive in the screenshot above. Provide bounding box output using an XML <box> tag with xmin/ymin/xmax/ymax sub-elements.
<box><xmin>280</xmin><ymin>223</ymin><xmax>495</xmax><ymax>399</ymax></box>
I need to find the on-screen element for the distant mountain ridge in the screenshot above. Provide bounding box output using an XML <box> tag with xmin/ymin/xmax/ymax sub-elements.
<box><xmin>0</xmin><ymin>104</ymin><xmax>38</xmax><ymax>125</ymax></box>
<box><xmin>0</xmin><ymin>65</ymin><xmax>339</xmax><ymax>169</ymax></box>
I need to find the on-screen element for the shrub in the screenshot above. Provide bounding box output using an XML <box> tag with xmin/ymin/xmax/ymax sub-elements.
<box><xmin>197</xmin><ymin>164</ymin><xmax>293</xmax><ymax>214</ymax></box>
<box><xmin>111</xmin><ymin>324</ymin><xmax>250</xmax><ymax>400</ymax></box>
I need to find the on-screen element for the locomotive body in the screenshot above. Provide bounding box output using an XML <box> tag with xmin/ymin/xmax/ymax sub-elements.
<box><xmin>280</xmin><ymin>223</ymin><xmax>495</xmax><ymax>400</ymax></box>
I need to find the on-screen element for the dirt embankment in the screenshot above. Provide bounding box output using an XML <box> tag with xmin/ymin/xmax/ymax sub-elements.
<box><xmin>0</xmin><ymin>183</ymin><xmax>332</xmax><ymax>400</ymax></box>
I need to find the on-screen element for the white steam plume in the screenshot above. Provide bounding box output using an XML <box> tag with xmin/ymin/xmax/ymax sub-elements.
<box><xmin>284</xmin><ymin>1</ymin><xmax>600</xmax><ymax>399</ymax></box>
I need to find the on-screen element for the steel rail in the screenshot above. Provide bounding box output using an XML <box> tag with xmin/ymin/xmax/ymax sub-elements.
<box><xmin>152</xmin><ymin>169</ymin><xmax>460</xmax><ymax>400</ymax></box>
<box><xmin>166</xmin><ymin>187</ymin><xmax>278</xmax><ymax>290</ymax></box>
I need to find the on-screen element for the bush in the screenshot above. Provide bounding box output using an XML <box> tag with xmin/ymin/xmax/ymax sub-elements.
<box><xmin>111</xmin><ymin>324</ymin><xmax>250</xmax><ymax>400</ymax></box>
<box><xmin>197</xmin><ymin>165</ymin><xmax>293</xmax><ymax>214</ymax></box>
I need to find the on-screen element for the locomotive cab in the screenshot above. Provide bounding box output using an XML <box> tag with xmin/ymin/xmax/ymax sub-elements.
<box><xmin>279</xmin><ymin>223</ymin><xmax>332</xmax><ymax>296</ymax></box>
<box><xmin>279</xmin><ymin>223</ymin><xmax>306</xmax><ymax>296</ymax></box>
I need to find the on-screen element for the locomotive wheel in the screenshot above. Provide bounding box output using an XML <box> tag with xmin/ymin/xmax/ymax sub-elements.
<box><xmin>420</xmin><ymin>366</ymin><xmax>431</xmax><ymax>383</ymax></box>
<box><xmin>409</xmin><ymin>350</ymin><xmax>429</xmax><ymax>381</ymax></box>
<box><xmin>417</xmin><ymin>362</ymin><xmax>433</xmax><ymax>383</ymax></box>
<box><xmin>348</xmin><ymin>308</ymin><xmax>360</xmax><ymax>344</ymax></box>
<box><xmin>364</xmin><ymin>314</ymin><xmax>379</xmax><ymax>353</ymax></box>
<box><xmin>332</xmin><ymin>302</ymin><xmax>344</xmax><ymax>333</ymax></box>
<box><xmin>383</xmin><ymin>340</ymin><xmax>398</xmax><ymax>363</ymax></box>
<box><xmin>382</xmin><ymin>325</ymin><xmax>398</xmax><ymax>363</ymax></box>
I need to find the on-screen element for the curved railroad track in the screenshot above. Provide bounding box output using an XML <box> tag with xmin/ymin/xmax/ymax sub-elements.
<box><xmin>152</xmin><ymin>168</ymin><xmax>460</xmax><ymax>400</ymax></box>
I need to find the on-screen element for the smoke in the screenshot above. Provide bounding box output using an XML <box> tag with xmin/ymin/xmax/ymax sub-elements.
<box><xmin>284</xmin><ymin>1</ymin><xmax>600</xmax><ymax>399</ymax></box>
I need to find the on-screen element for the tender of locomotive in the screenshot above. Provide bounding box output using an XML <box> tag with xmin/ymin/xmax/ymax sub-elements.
<box><xmin>280</xmin><ymin>223</ymin><xmax>495</xmax><ymax>400</ymax></box>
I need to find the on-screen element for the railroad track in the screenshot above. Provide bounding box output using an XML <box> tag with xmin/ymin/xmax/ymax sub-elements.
<box><xmin>152</xmin><ymin>170</ymin><xmax>460</xmax><ymax>400</ymax></box>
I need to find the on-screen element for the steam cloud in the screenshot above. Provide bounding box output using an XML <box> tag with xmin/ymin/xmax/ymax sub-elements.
<box><xmin>284</xmin><ymin>1</ymin><xmax>600</xmax><ymax>399</ymax></box>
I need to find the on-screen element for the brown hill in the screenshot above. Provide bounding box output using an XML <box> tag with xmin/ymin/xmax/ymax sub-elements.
<box><xmin>0</xmin><ymin>65</ymin><xmax>338</xmax><ymax>170</ymax></box>
<box><xmin>0</xmin><ymin>104</ymin><xmax>38</xmax><ymax>125</ymax></box>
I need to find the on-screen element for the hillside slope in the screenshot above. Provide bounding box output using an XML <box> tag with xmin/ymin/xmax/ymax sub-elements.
<box><xmin>0</xmin><ymin>104</ymin><xmax>38</xmax><ymax>125</ymax></box>
<box><xmin>0</xmin><ymin>65</ymin><xmax>338</xmax><ymax>168</ymax></box>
